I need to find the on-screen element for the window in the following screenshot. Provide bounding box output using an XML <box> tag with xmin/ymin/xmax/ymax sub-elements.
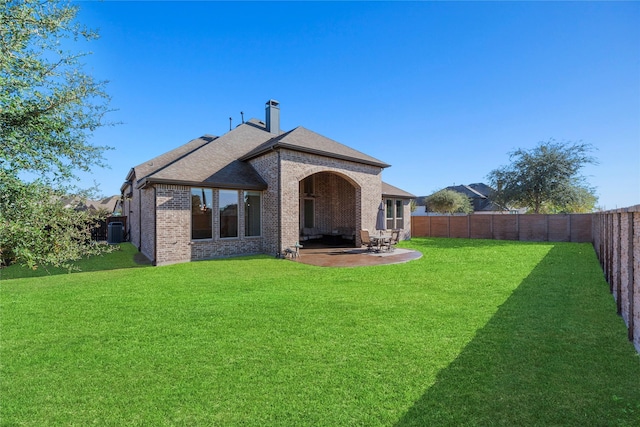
<box><xmin>385</xmin><ymin>198</ymin><xmax>404</xmax><ymax>230</ymax></box>
<box><xmin>219</xmin><ymin>190</ymin><xmax>238</xmax><ymax>238</ymax></box>
<box><xmin>395</xmin><ymin>199</ymin><xmax>404</xmax><ymax>229</ymax></box>
<box><xmin>386</xmin><ymin>199</ymin><xmax>394</xmax><ymax>230</ymax></box>
<box><xmin>191</xmin><ymin>188</ymin><xmax>212</xmax><ymax>239</ymax></box>
<box><xmin>244</xmin><ymin>191</ymin><xmax>261</xmax><ymax>237</ymax></box>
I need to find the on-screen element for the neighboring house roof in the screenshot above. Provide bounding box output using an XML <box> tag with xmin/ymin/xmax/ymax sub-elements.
<box><xmin>86</xmin><ymin>196</ymin><xmax>120</xmax><ymax>212</ymax></box>
<box><xmin>63</xmin><ymin>195</ymin><xmax>120</xmax><ymax>213</ymax></box>
<box><xmin>415</xmin><ymin>182</ymin><xmax>507</xmax><ymax>212</ymax></box>
<box><xmin>382</xmin><ymin>182</ymin><xmax>415</xmax><ymax>199</ymax></box>
<box><xmin>467</xmin><ymin>182</ymin><xmax>494</xmax><ymax>197</ymax></box>
<box><xmin>239</xmin><ymin>126</ymin><xmax>390</xmax><ymax>168</ymax></box>
<box><xmin>444</xmin><ymin>183</ymin><xmax>507</xmax><ymax>212</ymax></box>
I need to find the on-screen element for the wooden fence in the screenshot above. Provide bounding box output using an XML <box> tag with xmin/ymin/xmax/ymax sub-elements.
<box><xmin>592</xmin><ymin>206</ymin><xmax>639</xmax><ymax>352</ymax></box>
<box><xmin>412</xmin><ymin>208</ymin><xmax>639</xmax><ymax>352</ymax></box>
<box><xmin>411</xmin><ymin>213</ymin><xmax>593</xmax><ymax>242</ymax></box>
<box><xmin>91</xmin><ymin>216</ymin><xmax>127</xmax><ymax>242</ymax></box>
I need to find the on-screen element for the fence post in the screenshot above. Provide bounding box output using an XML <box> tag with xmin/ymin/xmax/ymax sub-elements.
<box><xmin>491</xmin><ymin>214</ymin><xmax>494</xmax><ymax>239</ymax></box>
<box><xmin>607</xmin><ymin>213</ymin><xmax>613</xmax><ymax>292</ymax></box>
<box><xmin>615</xmin><ymin>212</ymin><xmax>622</xmax><ymax>314</ymax></box>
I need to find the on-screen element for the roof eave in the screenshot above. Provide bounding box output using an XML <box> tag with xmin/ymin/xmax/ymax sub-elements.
<box><xmin>137</xmin><ymin>177</ymin><xmax>268</xmax><ymax>191</ymax></box>
<box><xmin>240</xmin><ymin>143</ymin><xmax>391</xmax><ymax>168</ymax></box>
<box><xmin>382</xmin><ymin>191</ymin><xmax>416</xmax><ymax>199</ymax></box>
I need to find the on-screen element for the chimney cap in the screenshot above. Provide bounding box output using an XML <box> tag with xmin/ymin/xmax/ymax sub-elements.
<box><xmin>266</xmin><ymin>99</ymin><xmax>280</xmax><ymax>107</ymax></box>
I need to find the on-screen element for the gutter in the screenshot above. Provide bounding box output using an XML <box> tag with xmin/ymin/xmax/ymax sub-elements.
<box><xmin>138</xmin><ymin>187</ymin><xmax>142</xmax><ymax>252</ymax></box>
<box><xmin>137</xmin><ymin>177</ymin><xmax>267</xmax><ymax>191</ymax></box>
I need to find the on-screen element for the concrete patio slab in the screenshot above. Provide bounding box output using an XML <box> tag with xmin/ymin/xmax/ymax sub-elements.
<box><xmin>293</xmin><ymin>246</ymin><xmax>422</xmax><ymax>267</ymax></box>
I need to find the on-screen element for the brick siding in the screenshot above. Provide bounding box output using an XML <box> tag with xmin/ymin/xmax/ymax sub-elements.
<box><xmin>127</xmin><ymin>148</ymin><xmax>411</xmax><ymax>265</ymax></box>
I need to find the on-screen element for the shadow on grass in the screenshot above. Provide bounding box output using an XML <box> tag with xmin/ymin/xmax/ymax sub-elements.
<box><xmin>396</xmin><ymin>244</ymin><xmax>640</xmax><ymax>426</ymax></box>
<box><xmin>0</xmin><ymin>243</ymin><xmax>152</xmax><ymax>280</ymax></box>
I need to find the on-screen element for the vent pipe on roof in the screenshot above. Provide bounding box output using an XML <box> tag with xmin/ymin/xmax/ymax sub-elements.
<box><xmin>265</xmin><ymin>99</ymin><xmax>280</xmax><ymax>134</ymax></box>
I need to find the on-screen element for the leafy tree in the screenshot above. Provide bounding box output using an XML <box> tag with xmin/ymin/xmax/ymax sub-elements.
<box><xmin>424</xmin><ymin>189</ymin><xmax>473</xmax><ymax>214</ymax></box>
<box><xmin>1</xmin><ymin>0</ymin><xmax>114</xmax><ymax>269</ymax></box>
<box><xmin>0</xmin><ymin>174</ymin><xmax>110</xmax><ymax>270</ymax></box>
<box><xmin>487</xmin><ymin>140</ymin><xmax>598</xmax><ymax>214</ymax></box>
<box><xmin>546</xmin><ymin>185</ymin><xmax>598</xmax><ymax>214</ymax></box>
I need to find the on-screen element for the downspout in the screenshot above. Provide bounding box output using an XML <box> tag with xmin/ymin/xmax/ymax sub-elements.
<box><xmin>152</xmin><ymin>186</ymin><xmax>157</xmax><ymax>266</ymax></box>
<box><xmin>277</xmin><ymin>149</ymin><xmax>282</xmax><ymax>257</ymax></box>
<box><xmin>138</xmin><ymin>188</ymin><xmax>142</xmax><ymax>251</ymax></box>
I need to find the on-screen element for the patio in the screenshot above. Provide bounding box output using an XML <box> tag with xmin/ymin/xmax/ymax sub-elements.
<box><xmin>293</xmin><ymin>244</ymin><xmax>422</xmax><ymax>267</ymax></box>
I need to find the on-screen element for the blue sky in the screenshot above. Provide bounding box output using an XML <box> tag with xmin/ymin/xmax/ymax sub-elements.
<box><xmin>75</xmin><ymin>1</ymin><xmax>639</xmax><ymax>209</ymax></box>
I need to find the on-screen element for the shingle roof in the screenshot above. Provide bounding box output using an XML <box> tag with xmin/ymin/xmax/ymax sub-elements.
<box><xmin>239</xmin><ymin>126</ymin><xmax>391</xmax><ymax>168</ymax></box>
<box><xmin>382</xmin><ymin>182</ymin><xmax>415</xmax><ymax>199</ymax></box>
<box><xmin>125</xmin><ymin>116</ymin><xmax>402</xmax><ymax>193</ymax></box>
<box><xmin>132</xmin><ymin>135</ymin><xmax>216</xmax><ymax>181</ymax></box>
<box><xmin>137</xmin><ymin>123</ymin><xmax>272</xmax><ymax>190</ymax></box>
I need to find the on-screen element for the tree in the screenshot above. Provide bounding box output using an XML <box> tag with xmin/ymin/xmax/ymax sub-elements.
<box><xmin>424</xmin><ymin>189</ymin><xmax>473</xmax><ymax>214</ymax></box>
<box><xmin>487</xmin><ymin>140</ymin><xmax>598</xmax><ymax>214</ymax></box>
<box><xmin>0</xmin><ymin>174</ymin><xmax>110</xmax><ymax>270</ymax></box>
<box><xmin>1</xmin><ymin>0</ymin><xmax>114</xmax><ymax>269</ymax></box>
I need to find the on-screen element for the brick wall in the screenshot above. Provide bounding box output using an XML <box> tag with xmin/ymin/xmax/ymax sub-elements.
<box><xmin>155</xmin><ymin>185</ymin><xmax>191</xmax><ymax>265</ymax></box>
<box><xmin>248</xmin><ymin>151</ymin><xmax>280</xmax><ymax>256</ymax></box>
<box><xmin>279</xmin><ymin>149</ymin><xmax>384</xmax><ymax>251</ymax></box>
<box><xmin>139</xmin><ymin>187</ymin><xmax>156</xmax><ymax>262</ymax></box>
<box><xmin>153</xmin><ymin>184</ymin><xmax>267</xmax><ymax>265</ymax></box>
<box><xmin>123</xmin><ymin>183</ymin><xmax>141</xmax><ymax>250</ymax></box>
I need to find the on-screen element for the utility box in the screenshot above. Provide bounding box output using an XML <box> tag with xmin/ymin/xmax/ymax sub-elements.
<box><xmin>107</xmin><ymin>221</ymin><xmax>123</xmax><ymax>244</ymax></box>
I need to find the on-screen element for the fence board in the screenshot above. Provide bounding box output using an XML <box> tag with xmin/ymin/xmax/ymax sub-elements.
<box><xmin>450</xmin><ymin>216</ymin><xmax>469</xmax><ymax>238</ymax></box>
<box><xmin>470</xmin><ymin>215</ymin><xmax>492</xmax><ymax>239</ymax></box>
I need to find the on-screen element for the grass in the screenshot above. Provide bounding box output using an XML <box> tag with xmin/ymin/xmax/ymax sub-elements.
<box><xmin>1</xmin><ymin>239</ymin><xmax>639</xmax><ymax>426</ymax></box>
<box><xmin>0</xmin><ymin>243</ymin><xmax>149</xmax><ymax>280</ymax></box>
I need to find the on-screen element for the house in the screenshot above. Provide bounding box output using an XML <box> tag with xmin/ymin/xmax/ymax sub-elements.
<box><xmin>412</xmin><ymin>183</ymin><xmax>508</xmax><ymax>216</ymax></box>
<box><xmin>62</xmin><ymin>195</ymin><xmax>120</xmax><ymax>213</ymax></box>
<box><xmin>445</xmin><ymin>183</ymin><xmax>506</xmax><ymax>212</ymax></box>
<box><xmin>121</xmin><ymin>100</ymin><xmax>415</xmax><ymax>265</ymax></box>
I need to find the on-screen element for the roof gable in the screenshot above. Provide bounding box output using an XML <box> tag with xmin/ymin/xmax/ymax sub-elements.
<box><xmin>382</xmin><ymin>182</ymin><xmax>415</xmax><ymax>199</ymax></box>
<box><xmin>139</xmin><ymin>122</ymin><xmax>272</xmax><ymax>189</ymax></box>
<box><xmin>239</xmin><ymin>126</ymin><xmax>390</xmax><ymax>168</ymax></box>
<box><xmin>132</xmin><ymin>135</ymin><xmax>216</xmax><ymax>181</ymax></box>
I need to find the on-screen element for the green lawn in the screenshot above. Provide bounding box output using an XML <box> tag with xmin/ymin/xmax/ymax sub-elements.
<box><xmin>1</xmin><ymin>239</ymin><xmax>639</xmax><ymax>426</ymax></box>
<box><xmin>0</xmin><ymin>242</ymin><xmax>147</xmax><ymax>280</ymax></box>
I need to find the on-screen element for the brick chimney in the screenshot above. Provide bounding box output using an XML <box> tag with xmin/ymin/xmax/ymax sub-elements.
<box><xmin>265</xmin><ymin>99</ymin><xmax>280</xmax><ymax>134</ymax></box>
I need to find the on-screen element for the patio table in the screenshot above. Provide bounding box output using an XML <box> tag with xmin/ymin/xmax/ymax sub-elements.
<box><xmin>371</xmin><ymin>233</ymin><xmax>392</xmax><ymax>252</ymax></box>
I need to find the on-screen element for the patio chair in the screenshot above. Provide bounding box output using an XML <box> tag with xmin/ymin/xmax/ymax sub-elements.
<box><xmin>360</xmin><ymin>229</ymin><xmax>376</xmax><ymax>252</ymax></box>
<box><xmin>382</xmin><ymin>230</ymin><xmax>400</xmax><ymax>252</ymax></box>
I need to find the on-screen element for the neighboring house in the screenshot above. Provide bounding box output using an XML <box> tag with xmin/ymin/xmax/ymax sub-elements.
<box><xmin>86</xmin><ymin>196</ymin><xmax>121</xmax><ymax>214</ymax></box>
<box><xmin>121</xmin><ymin>100</ymin><xmax>415</xmax><ymax>266</ymax></box>
<box><xmin>413</xmin><ymin>183</ymin><xmax>508</xmax><ymax>216</ymax></box>
<box><xmin>63</xmin><ymin>195</ymin><xmax>120</xmax><ymax>213</ymax></box>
